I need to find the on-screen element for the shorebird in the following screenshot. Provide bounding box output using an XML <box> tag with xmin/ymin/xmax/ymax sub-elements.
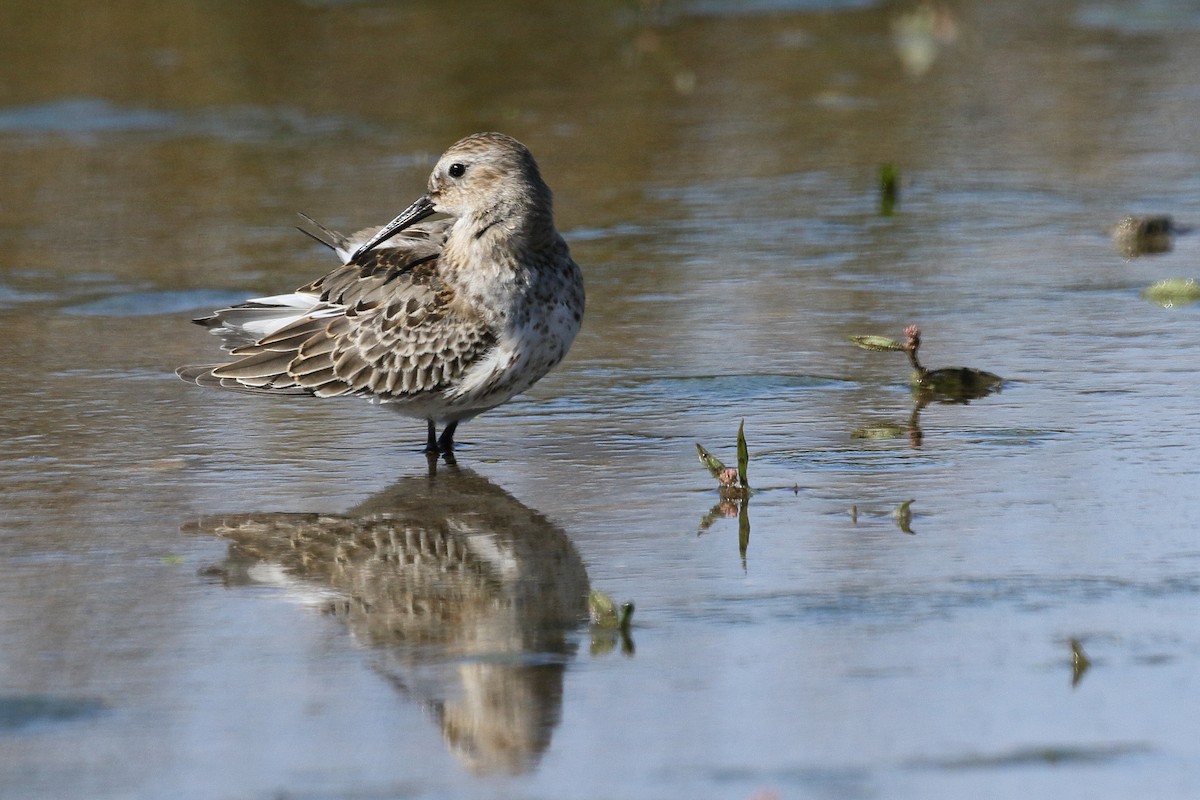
<box><xmin>177</xmin><ymin>132</ymin><xmax>585</xmax><ymax>455</ymax></box>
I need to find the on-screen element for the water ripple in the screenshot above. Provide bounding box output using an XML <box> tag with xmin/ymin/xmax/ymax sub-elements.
<box><xmin>0</xmin><ymin>98</ymin><xmax>372</xmax><ymax>143</ymax></box>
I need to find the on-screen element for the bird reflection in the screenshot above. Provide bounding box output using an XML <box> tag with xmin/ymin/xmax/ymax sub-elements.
<box><xmin>186</xmin><ymin>464</ymin><xmax>589</xmax><ymax>776</ymax></box>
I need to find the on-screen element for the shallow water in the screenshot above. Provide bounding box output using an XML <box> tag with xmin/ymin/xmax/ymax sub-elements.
<box><xmin>3</xmin><ymin>1</ymin><xmax>1200</xmax><ymax>798</ymax></box>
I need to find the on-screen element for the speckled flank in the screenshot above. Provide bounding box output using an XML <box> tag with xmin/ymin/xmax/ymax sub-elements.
<box><xmin>178</xmin><ymin>133</ymin><xmax>585</xmax><ymax>450</ymax></box>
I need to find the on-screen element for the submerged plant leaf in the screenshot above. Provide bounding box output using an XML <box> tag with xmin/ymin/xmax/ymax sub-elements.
<box><xmin>892</xmin><ymin>499</ymin><xmax>915</xmax><ymax>534</ymax></box>
<box><xmin>1142</xmin><ymin>278</ymin><xmax>1200</xmax><ymax>307</ymax></box>
<box><xmin>851</xmin><ymin>423</ymin><xmax>908</xmax><ymax>440</ymax></box>
<box><xmin>736</xmin><ymin>419</ymin><xmax>749</xmax><ymax>490</ymax></box>
<box><xmin>879</xmin><ymin>163</ymin><xmax>899</xmax><ymax>216</ymax></box>
<box><xmin>851</xmin><ymin>334</ymin><xmax>905</xmax><ymax>352</ymax></box>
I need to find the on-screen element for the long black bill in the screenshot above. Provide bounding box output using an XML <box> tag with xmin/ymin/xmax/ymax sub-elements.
<box><xmin>349</xmin><ymin>194</ymin><xmax>437</xmax><ymax>262</ymax></box>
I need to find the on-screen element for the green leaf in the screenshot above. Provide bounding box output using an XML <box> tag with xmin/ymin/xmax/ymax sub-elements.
<box><xmin>892</xmin><ymin>499</ymin><xmax>915</xmax><ymax>534</ymax></box>
<box><xmin>736</xmin><ymin>419</ymin><xmax>749</xmax><ymax>490</ymax></box>
<box><xmin>879</xmin><ymin>163</ymin><xmax>899</xmax><ymax>216</ymax></box>
<box><xmin>1143</xmin><ymin>278</ymin><xmax>1200</xmax><ymax>307</ymax></box>
<box><xmin>588</xmin><ymin>590</ymin><xmax>619</xmax><ymax>628</ymax></box>
<box><xmin>695</xmin><ymin>443</ymin><xmax>728</xmax><ymax>481</ymax></box>
<box><xmin>851</xmin><ymin>335</ymin><xmax>904</xmax><ymax>352</ymax></box>
<box><xmin>617</xmin><ymin>602</ymin><xmax>635</xmax><ymax>634</ymax></box>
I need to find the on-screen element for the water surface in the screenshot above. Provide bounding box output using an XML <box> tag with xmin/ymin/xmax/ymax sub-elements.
<box><xmin>2</xmin><ymin>1</ymin><xmax>1200</xmax><ymax>798</ymax></box>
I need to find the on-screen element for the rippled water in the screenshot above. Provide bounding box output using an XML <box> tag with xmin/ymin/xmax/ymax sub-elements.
<box><xmin>3</xmin><ymin>1</ymin><xmax>1200</xmax><ymax>798</ymax></box>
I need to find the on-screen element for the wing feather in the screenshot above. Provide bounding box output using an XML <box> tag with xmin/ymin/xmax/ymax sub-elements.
<box><xmin>182</xmin><ymin>239</ymin><xmax>497</xmax><ymax>403</ymax></box>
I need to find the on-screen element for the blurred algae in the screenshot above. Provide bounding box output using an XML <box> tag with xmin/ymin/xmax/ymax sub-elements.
<box><xmin>1111</xmin><ymin>215</ymin><xmax>1182</xmax><ymax>258</ymax></box>
<box><xmin>1142</xmin><ymin>278</ymin><xmax>1200</xmax><ymax>307</ymax></box>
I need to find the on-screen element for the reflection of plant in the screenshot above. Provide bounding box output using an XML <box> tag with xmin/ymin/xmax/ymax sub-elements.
<box><xmin>852</xmin><ymin>324</ymin><xmax>1002</xmax><ymax>404</ymax></box>
<box><xmin>847</xmin><ymin>500</ymin><xmax>920</xmax><ymax>534</ymax></box>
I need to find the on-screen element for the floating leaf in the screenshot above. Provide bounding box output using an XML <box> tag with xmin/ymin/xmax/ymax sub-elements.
<box><xmin>851</xmin><ymin>334</ymin><xmax>904</xmax><ymax>352</ymax></box>
<box><xmin>736</xmin><ymin>419</ymin><xmax>749</xmax><ymax>490</ymax></box>
<box><xmin>1142</xmin><ymin>278</ymin><xmax>1200</xmax><ymax>307</ymax></box>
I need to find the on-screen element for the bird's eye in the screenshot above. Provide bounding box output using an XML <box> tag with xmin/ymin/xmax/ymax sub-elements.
<box><xmin>448</xmin><ymin>162</ymin><xmax>467</xmax><ymax>178</ymax></box>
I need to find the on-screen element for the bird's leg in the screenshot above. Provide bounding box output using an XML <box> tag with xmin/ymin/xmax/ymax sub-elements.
<box><xmin>437</xmin><ymin>421</ymin><xmax>458</xmax><ymax>454</ymax></box>
<box><xmin>424</xmin><ymin>420</ymin><xmax>439</xmax><ymax>454</ymax></box>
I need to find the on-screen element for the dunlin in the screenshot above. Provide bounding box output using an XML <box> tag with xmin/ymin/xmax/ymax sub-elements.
<box><xmin>178</xmin><ymin>132</ymin><xmax>585</xmax><ymax>455</ymax></box>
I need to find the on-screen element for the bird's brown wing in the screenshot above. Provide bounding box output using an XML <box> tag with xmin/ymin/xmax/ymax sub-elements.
<box><xmin>191</xmin><ymin>245</ymin><xmax>496</xmax><ymax>399</ymax></box>
<box><xmin>299</xmin><ymin>217</ymin><xmax>453</xmax><ymax>304</ymax></box>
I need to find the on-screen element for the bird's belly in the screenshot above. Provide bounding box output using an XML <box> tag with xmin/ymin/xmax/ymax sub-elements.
<box><xmin>376</xmin><ymin>306</ymin><xmax>580</xmax><ymax>423</ymax></box>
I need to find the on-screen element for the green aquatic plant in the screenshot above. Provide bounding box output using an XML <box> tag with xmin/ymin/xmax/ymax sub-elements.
<box><xmin>588</xmin><ymin>590</ymin><xmax>634</xmax><ymax>633</ymax></box>
<box><xmin>588</xmin><ymin>590</ymin><xmax>635</xmax><ymax>657</ymax></box>
<box><xmin>695</xmin><ymin>419</ymin><xmax>750</xmax><ymax>498</ymax></box>
<box><xmin>850</xmin><ymin>334</ymin><xmax>905</xmax><ymax>353</ymax></box>
<box><xmin>879</xmin><ymin>163</ymin><xmax>899</xmax><ymax>216</ymax></box>
<box><xmin>892</xmin><ymin>499</ymin><xmax>915</xmax><ymax>534</ymax></box>
<box><xmin>852</xmin><ymin>324</ymin><xmax>1002</xmax><ymax>403</ymax></box>
<box><xmin>1142</xmin><ymin>278</ymin><xmax>1200</xmax><ymax>308</ymax></box>
<box><xmin>696</xmin><ymin>421</ymin><xmax>752</xmax><ymax>567</ymax></box>
<box><xmin>1070</xmin><ymin>638</ymin><xmax>1091</xmax><ymax>688</ymax></box>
